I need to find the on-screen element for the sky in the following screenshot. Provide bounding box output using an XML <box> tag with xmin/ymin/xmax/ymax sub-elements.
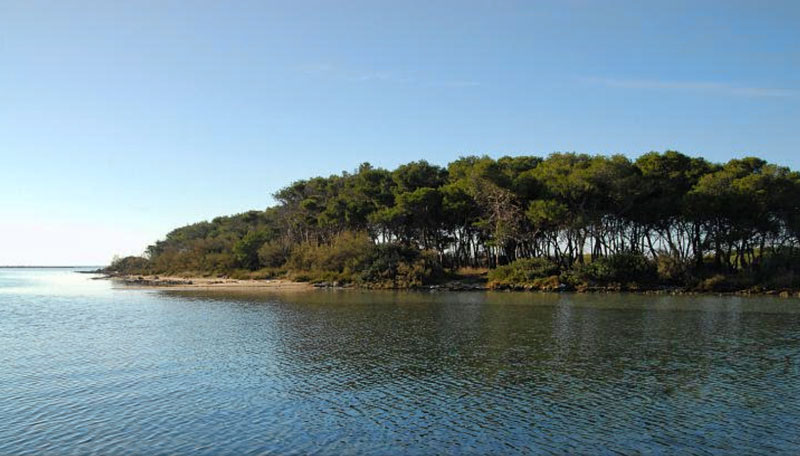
<box><xmin>1</xmin><ymin>0</ymin><xmax>799</xmax><ymax>265</ymax></box>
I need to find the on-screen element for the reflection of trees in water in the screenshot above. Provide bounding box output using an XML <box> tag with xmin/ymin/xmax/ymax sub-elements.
<box><xmin>165</xmin><ymin>289</ymin><xmax>800</xmax><ymax>407</ymax></box>
<box><xmin>153</xmin><ymin>289</ymin><xmax>800</xmax><ymax>452</ymax></box>
<box><xmin>543</xmin><ymin>294</ymin><xmax>800</xmax><ymax>401</ymax></box>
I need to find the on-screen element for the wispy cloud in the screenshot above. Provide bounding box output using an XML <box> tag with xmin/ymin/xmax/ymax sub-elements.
<box><xmin>581</xmin><ymin>76</ymin><xmax>797</xmax><ymax>98</ymax></box>
<box><xmin>297</xmin><ymin>63</ymin><xmax>337</xmax><ymax>75</ymax></box>
<box><xmin>348</xmin><ymin>70</ymin><xmax>414</xmax><ymax>84</ymax></box>
<box><xmin>429</xmin><ymin>80</ymin><xmax>481</xmax><ymax>88</ymax></box>
<box><xmin>297</xmin><ymin>63</ymin><xmax>478</xmax><ymax>88</ymax></box>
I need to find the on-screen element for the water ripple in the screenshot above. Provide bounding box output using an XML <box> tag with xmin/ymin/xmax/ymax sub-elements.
<box><xmin>1</xmin><ymin>271</ymin><xmax>799</xmax><ymax>454</ymax></box>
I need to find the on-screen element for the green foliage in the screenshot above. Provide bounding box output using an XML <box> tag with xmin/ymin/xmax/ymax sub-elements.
<box><xmin>106</xmin><ymin>256</ymin><xmax>150</xmax><ymax>274</ymax></box>
<box><xmin>257</xmin><ymin>240</ymin><xmax>291</xmax><ymax>268</ymax></box>
<box><xmin>656</xmin><ymin>253</ymin><xmax>693</xmax><ymax>283</ymax></box>
<box><xmin>233</xmin><ymin>230</ymin><xmax>272</xmax><ymax>270</ymax></box>
<box><xmin>488</xmin><ymin>258</ymin><xmax>560</xmax><ymax>288</ymax></box>
<box><xmin>633</xmin><ymin>151</ymin><xmax>711</xmax><ymax>226</ymax></box>
<box><xmin>697</xmin><ymin>274</ymin><xmax>727</xmax><ymax>291</ymax></box>
<box><xmin>526</xmin><ymin>199</ymin><xmax>569</xmax><ymax>228</ymax></box>
<box><xmin>281</xmin><ymin>234</ymin><xmax>442</xmax><ymax>287</ymax></box>
<box><xmin>392</xmin><ymin>160</ymin><xmax>447</xmax><ymax>193</ymax></box>
<box><xmin>287</xmin><ymin>231</ymin><xmax>374</xmax><ymax>276</ymax></box>
<box><xmin>696</xmin><ymin>273</ymin><xmax>757</xmax><ymax>292</ymax></box>
<box><xmin>126</xmin><ymin>153</ymin><xmax>800</xmax><ymax>291</ymax></box>
<box><xmin>754</xmin><ymin>251</ymin><xmax>800</xmax><ymax>289</ymax></box>
<box><xmin>144</xmin><ymin>209</ymin><xmax>280</xmax><ymax>274</ymax></box>
<box><xmin>575</xmin><ymin>253</ymin><xmax>657</xmax><ymax>285</ymax></box>
<box><xmin>356</xmin><ymin>244</ymin><xmax>443</xmax><ymax>288</ymax></box>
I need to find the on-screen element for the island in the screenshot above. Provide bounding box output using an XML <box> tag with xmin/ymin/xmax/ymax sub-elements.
<box><xmin>107</xmin><ymin>152</ymin><xmax>800</xmax><ymax>295</ymax></box>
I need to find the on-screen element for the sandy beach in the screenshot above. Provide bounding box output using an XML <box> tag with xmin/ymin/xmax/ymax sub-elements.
<box><xmin>111</xmin><ymin>275</ymin><xmax>314</xmax><ymax>291</ymax></box>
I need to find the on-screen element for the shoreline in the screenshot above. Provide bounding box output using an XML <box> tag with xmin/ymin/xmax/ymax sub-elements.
<box><xmin>107</xmin><ymin>275</ymin><xmax>314</xmax><ymax>292</ymax></box>
<box><xmin>99</xmin><ymin>274</ymin><xmax>800</xmax><ymax>298</ymax></box>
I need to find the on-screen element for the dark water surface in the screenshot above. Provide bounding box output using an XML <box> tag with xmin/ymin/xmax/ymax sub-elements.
<box><xmin>1</xmin><ymin>268</ymin><xmax>799</xmax><ymax>455</ymax></box>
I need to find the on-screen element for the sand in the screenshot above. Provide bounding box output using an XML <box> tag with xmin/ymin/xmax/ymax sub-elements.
<box><xmin>112</xmin><ymin>275</ymin><xmax>314</xmax><ymax>291</ymax></box>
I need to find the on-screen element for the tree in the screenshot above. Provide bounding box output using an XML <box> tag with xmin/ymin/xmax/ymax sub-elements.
<box><xmin>233</xmin><ymin>230</ymin><xmax>272</xmax><ymax>270</ymax></box>
<box><xmin>117</xmin><ymin>152</ymin><xmax>800</xmax><ymax>291</ymax></box>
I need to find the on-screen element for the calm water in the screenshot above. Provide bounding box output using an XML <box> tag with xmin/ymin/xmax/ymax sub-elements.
<box><xmin>1</xmin><ymin>269</ymin><xmax>799</xmax><ymax>455</ymax></box>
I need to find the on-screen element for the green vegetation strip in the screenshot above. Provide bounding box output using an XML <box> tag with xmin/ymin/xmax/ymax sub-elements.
<box><xmin>109</xmin><ymin>152</ymin><xmax>800</xmax><ymax>293</ymax></box>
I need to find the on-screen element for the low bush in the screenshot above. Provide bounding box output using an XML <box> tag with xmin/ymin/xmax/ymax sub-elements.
<box><xmin>575</xmin><ymin>253</ymin><xmax>657</xmax><ymax>285</ymax></box>
<box><xmin>356</xmin><ymin>244</ymin><xmax>442</xmax><ymax>288</ymax></box>
<box><xmin>246</xmin><ymin>267</ymin><xmax>287</xmax><ymax>280</ymax></box>
<box><xmin>695</xmin><ymin>272</ymin><xmax>758</xmax><ymax>292</ymax></box>
<box><xmin>765</xmin><ymin>271</ymin><xmax>798</xmax><ymax>289</ymax></box>
<box><xmin>258</xmin><ymin>240</ymin><xmax>291</xmax><ymax>268</ymax></box>
<box><xmin>204</xmin><ymin>252</ymin><xmax>237</xmax><ymax>274</ymax></box>
<box><xmin>755</xmin><ymin>251</ymin><xmax>800</xmax><ymax>289</ymax></box>
<box><xmin>286</xmin><ymin>231</ymin><xmax>374</xmax><ymax>276</ymax></box>
<box><xmin>697</xmin><ymin>274</ymin><xmax>731</xmax><ymax>292</ymax></box>
<box><xmin>283</xmin><ymin>233</ymin><xmax>442</xmax><ymax>288</ymax></box>
<box><xmin>656</xmin><ymin>253</ymin><xmax>692</xmax><ymax>283</ymax></box>
<box><xmin>531</xmin><ymin>275</ymin><xmax>561</xmax><ymax>291</ymax></box>
<box><xmin>488</xmin><ymin>258</ymin><xmax>560</xmax><ymax>288</ymax></box>
<box><xmin>106</xmin><ymin>256</ymin><xmax>150</xmax><ymax>274</ymax></box>
<box><xmin>228</xmin><ymin>269</ymin><xmax>256</xmax><ymax>280</ymax></box>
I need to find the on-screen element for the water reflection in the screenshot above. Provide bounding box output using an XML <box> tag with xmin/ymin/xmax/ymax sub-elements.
<box><xmin>161</xmin><ymin>289</ymin><xmax>800</xmax><ymax>453</ymax></box>
<box><xmin>2</xmin><ymin>272</ymin><xmax>799</xmax><ymax>455</ymax></box>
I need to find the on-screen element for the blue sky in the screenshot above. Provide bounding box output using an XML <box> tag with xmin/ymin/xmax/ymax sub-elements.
<box><xmin>2</xmin><ymin>0</ymin><xmax>799</xmax><ymax>265</ymax></box>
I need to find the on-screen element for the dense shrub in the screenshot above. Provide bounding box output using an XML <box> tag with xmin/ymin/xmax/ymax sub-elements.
<box><xmin>204</xmin><ymin>252</ymin><xmax>237</xmax><ymax>273</ymax></box>
<box><xmin>106</xmin><ymin>256</ymin><xmax>150</xmax><ymax>274</ymax></box>
<box><xmin>575</xmin><ymin>253</ymin><xmax>657</xmax><ymax>285</ymax></box>
<box><xmin>693</xmin><ymin>251</ymin><xmax>800</xmax><ymax>291</ymax></box>
<box><xmin>233</xmin><ymin>230</ymin><xmax>272</xmax><ymax>270</ymax></box>
<box><xmin>356</xmin><ymin>244</ymin><xmax>442</xmax><ymax>288</ymax></box>
<box><xmin>765</xmin><ymin>271</ymin><xmax>798</xmax><ymax>289</ymax></box>
<box><xmin>656</xmin><ymin>253</ymin><xmax>693</xmax><ymax>283</ymax></box>
<box><xmin>487</xmin><ymin>258</ymin><xmax>560</xmax><ymax>288</ymax></box>
<box><xmin>286</xmin><ymin>231</ymin><xmax>374</xmax><ymax>277</ymax></box>
<box><xmin>756</xmin><ymin>251</ymin><xmax>800</xmax><ymax>288</ymax></box>
<box><xmin>258</xmin><ymin>240</ymin><xmax>291</xmax><ymax>268</ymax></box>
<box><xmin>696</xmin><ymin>273</ymin><xmax>757</xmax><ymax>292</ymax></box>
